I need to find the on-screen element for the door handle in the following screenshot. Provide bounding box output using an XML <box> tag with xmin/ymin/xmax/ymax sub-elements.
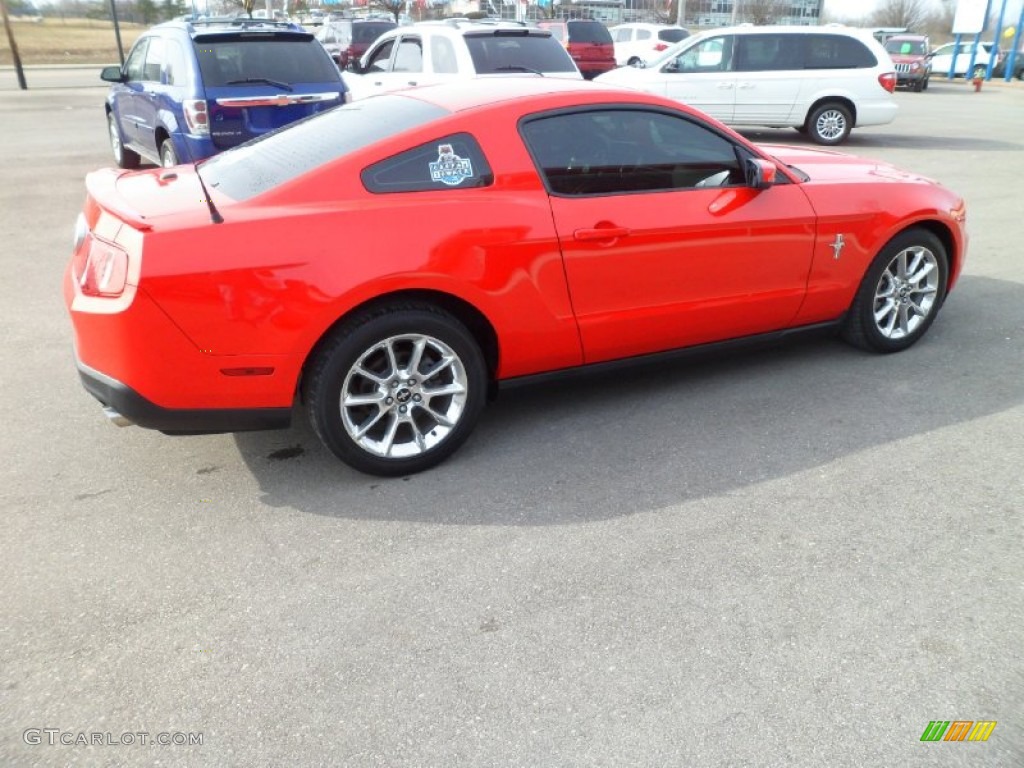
<box><xmin>717</xmin><ymin>82</ymin><xmax>735</xmax><ymax>89</ymax></box>
<box><xmin>407</xmin><ymin>80</ymin><xmax>418</xmax><ymax>86</ymax></box>
<box><xmin>574</xmin><ymin>226</ymin><xmax>631</xmax><ymax>241</ymax></box>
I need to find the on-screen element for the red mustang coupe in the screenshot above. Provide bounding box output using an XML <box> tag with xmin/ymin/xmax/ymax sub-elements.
<box><xmin>65</xmin><ymin>78</ymin><xmax>967</xmax><ymax>476</ymax></box>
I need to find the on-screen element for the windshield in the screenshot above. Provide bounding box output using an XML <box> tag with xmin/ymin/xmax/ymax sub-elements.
<box><xmin>200</xmin><ymin>95</ymin><xmax>450</xmax><ymax>200</ymax></box>
<box><xmin>885</xmin><ymin>39</ymin><xmax>927</xmax><ymax>55</ymax></box>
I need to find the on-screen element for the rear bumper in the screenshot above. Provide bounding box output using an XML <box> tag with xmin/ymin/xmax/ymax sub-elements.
<box><xmin>77</xmin><ymin>359</ymin><xmax>291</xmax><ymax>435</ymax></box>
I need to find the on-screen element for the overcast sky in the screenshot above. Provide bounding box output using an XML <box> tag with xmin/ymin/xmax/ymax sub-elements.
<box><xmin>823</xmin><ymin>0</ymin><xmax>1024</xmax><ymax>23</ymax></box>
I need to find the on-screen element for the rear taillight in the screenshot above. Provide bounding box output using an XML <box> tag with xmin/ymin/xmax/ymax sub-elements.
<box><xmin>75</xmin><ymin>236</ymin><xmax>129</xmax><ymax>298</ymax></box>
<box><xmin>183</xmin><ymin>99</ymin><xmax>210</xmax><ymax>136</ymax></box>
<box><xmin>878</xmin><ymin>72</ymin><xmax>897</xmax><ymax>93</ymax></box>
<box><xmin>654</xmin><ymin>43</ymin><xmax>668</xmax><ymax>52</ymax></box>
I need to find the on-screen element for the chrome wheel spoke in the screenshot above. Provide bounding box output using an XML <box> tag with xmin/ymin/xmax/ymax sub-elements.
<box><xmin>421</xmin><ymin>403</ymin><xmax>455</xmax><ymax>428</ymax></box>
<box><xmin>384</xmin><ymin>341</ymin><xmax>400</xmax><ymax>379</ymax></box>
<box><xmin>423</xmin><ymin>381</ymin><xmax>466</xmax><ymax>399</ymax></box>
<box><xmin>354</xmin><ymin>407</ymin><xmax>387</xmax><ymax>439</ymax></box>
<box><xmin>421</xmin><ymin>354</ymin><xmax>455</xmax><ymax>381</ymax></box>
<box><xmin>380</xmin><ymin>414</ymin><xmax>400</xmax><ymax>456</ymax></box>
<box><xmin>343</xmin><ymin>391</ymin><xmax>384</xmax><ymax>408</ymax></box>
<box><xmin>355</xmin><ymin>364</ymin><xmax>387</xmax><ymax>385</ymax></box>
<box><xmin>406</xmin><ymin>337</ymin><xmax>427</xmax><ymax>378</ymax></box>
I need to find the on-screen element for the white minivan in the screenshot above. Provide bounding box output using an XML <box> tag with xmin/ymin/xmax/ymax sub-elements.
<box><xmin>596</xmin><ymin>25</ymin><xmax>898</xmax><ymax>145</ymax></box>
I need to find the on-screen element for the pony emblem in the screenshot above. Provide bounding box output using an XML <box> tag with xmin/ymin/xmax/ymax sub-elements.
<box><xmin>429</xmin><ymin>144</ymin><xmax>473</xmax><ymax>186</ymax></box>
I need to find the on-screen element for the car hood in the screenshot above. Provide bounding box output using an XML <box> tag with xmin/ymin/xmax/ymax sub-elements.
<box><xmin>760</xmin><ymin>144</ymin><xmax>941</xmax><ymax>186</ymax></box>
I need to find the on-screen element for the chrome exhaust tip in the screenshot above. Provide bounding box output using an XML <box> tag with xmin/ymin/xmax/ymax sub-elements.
<box><xmin>102</xmin><ymin>406</ymin><xmax>134</xmax><ymax>428</ymax></box>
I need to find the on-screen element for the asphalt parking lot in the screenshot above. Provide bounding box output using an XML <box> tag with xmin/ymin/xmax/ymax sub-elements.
<box><xmin>1</xmin><ymin>75</ymin><xmax>1022</xmax><ymax>767</ymax></box>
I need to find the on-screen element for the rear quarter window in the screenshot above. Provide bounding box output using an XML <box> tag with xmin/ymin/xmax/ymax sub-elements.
<box><xmin>362</xmin><ymin>133</ymin><xmax>493</xmax><ymax>193</ymax></box>
<box><xmin>805</xmin><ymin>34</ymin><xmax>878</xmax><ymax>69</ymax></box>
<box><xmin>200</xmin><ymin>96</ymin><xmax>449</xmax><ymax>200</ymax></box>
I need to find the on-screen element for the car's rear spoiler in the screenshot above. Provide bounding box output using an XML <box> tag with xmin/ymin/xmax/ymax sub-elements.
<box><xmin>85</xmin><ymin>168</ymin><xmax>153</xmax><ymax>232</ymax></box>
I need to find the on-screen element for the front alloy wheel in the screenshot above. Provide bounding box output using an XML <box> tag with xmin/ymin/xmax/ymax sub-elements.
<box><xmin>843</xmin><ymin>228</ymin><xmax>948</xmax><ymax>353</ymax></box>
<box><xmin>305</xmin><ymin>305</ymin><xmax>487</xmax><ymax>476</ymax></box>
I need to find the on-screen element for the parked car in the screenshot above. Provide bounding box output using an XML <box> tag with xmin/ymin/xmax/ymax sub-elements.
<box><xmin>536</xmin><ymin>19</ymin><xmax>616</xmax><ymax>79</ymax></box>
<box><xmin>992</xmin><ymin>49</ymin><xmax>1024</xmax><ymax>79</ymax></box>
<box><xmin>346</xmin><ymin>20</ymin><xmax>580</xmax><ymax>100</ymax></box>
<box><xmin>101</xmin><ymin>18</ymin><xmax>347</xmax><ymax>168</ymax></box>
<box><xmin>927</xmin><ymin>41</ymin><xmax>1002</xmax><ymax>79</ymax></box>
<box><xmin>609</xmin><ymin>22</ymin><xmax>689</xmax><ymax>67</ymax></box>
<box><xmin>66</xmin><ymin>79</ymin><xmax>966</xmax><ymax>476</ymax></box>
<box><xmin>883</xmin><ymin>34</ymin><xmax>931</xmax><ymax>91</ymax></box>
<box><xmin>596</xmin><ymin>25</ymin><xmax>898</xmax><ymax>145</ymax></box>
<box><xmin>314</xmin><ymin>19</ymin><xmax>397</xmax><ymax>70</ymax></box>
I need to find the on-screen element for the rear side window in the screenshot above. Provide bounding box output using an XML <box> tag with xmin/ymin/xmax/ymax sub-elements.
<box><xmin>362</xmin><ymin>133</ymin><xmax>493</xmax><ymax>193</ymax></box>
<box><xmin>659</xmin><ymin>29</ymin><xmax>688</xmax><ymax>44</ymax></box>
<box><xmin>805</xmin><ymin>34</ymin><xmax>877</xmax><ymax>69</ymax></box>
<box><xmin>735</xmin><ymin>34</ymin><xmax>804</xmax><ymax>71</ymax></box>
<box><xmin>194</xmin><ymin>36</ymin><xmax>342</xmax><ymax>86</ymax></box>
<box><xmin>567</xmin><ymin>21</ymin><xmax>613</xmax><ymax>45</ymax></box>
<box><xmin>353</xmin><ymin>22</ymin><xmax>396</xmax><ymax>44</ymax></box>
<box><xmin>465</xmin><ymin>34</ymin><xmax>577</xmax><ymax>74</ymax></box>
<box><xmin>200</xmin><ymin>95</ymin><xmax>449</xmax><ymax>200</ymax></box>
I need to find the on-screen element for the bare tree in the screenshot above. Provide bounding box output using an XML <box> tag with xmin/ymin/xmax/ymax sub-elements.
<box><xmin>869</xmin><ymin>0</ymin><xmax>931</xmax><ymax>31</ymax></box>
<box><xmin>371</xmin><ymin>0</ymin><xmax>405</xmax><ymax>23</ymax></box>
<box><xmin>738</xmin><ymin>0</ymin><xmax>787</xmax><ymax>26</ymax></box>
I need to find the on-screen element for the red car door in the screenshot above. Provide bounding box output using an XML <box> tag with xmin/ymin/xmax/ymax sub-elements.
<box><xmin>523</xmin><ymin>108</ymin><xmax>817</xmax><ymax>364</ymax></box>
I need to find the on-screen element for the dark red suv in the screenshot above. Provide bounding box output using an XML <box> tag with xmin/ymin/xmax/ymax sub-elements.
<box><xmin>537</xmin><ymin>20</ymin><xmax>616</xmax><ymax>79</ymax></box>
<box><xmin>315</xmin><ymin>19</ymin><xmax>397</xmax><ymax>70</ymax></box>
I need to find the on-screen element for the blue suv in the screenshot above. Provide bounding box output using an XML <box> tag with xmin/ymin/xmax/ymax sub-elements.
<box><xmin>101</xmin><ymin>19</ymin><xmax>348</xmax><ymax>168</ymax></box>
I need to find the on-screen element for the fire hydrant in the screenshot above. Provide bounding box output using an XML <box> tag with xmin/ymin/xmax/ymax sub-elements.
<box><xmin>973</xmin><ymin>73</ymin><xmax>984</xmax><ymax>91</ymax></box>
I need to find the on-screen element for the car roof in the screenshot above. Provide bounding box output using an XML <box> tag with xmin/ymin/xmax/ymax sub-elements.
<box><xmin>386</xmin><ymin>76</ymin><xmax>672</xmax><ymax>114</ymax></box>
<box><xmin>152</xmin><ymin>18</ymin><xmax>310</xmax><ymax>38</ymax></box>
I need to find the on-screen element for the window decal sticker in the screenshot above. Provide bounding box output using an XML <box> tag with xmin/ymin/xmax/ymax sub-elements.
<box><xmin>429</xmin><ymin>144</ymin><xmax>473</xmax><ymax>186</ymax></box>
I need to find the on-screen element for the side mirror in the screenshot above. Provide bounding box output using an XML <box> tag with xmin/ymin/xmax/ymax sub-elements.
<box><xmin>745</xmin><ymin>157</ymin><xmax>777</xmax><ymax>190</ymax></box>
<box><xmin>662</xmin><ymin>59</ymin><xmax>679</xmax><ymax>73</ymax></box>
<box><xmin>100</xmin><ymin>65</ymin><xmax>125</xmax><ymax>83</ymax></box>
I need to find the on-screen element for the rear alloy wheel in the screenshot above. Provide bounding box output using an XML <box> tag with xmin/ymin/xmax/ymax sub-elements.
<box><xmin>160</xmin><ymin>139</ymin><xmax>178</xmax><ymax>168</ymax></box>
<box><xmin>842</xmin><ymin>228</ymin><xmax>948</xmax><ymax>353</ymax></box>
<box><xmin>806</xmin><ymin>102</ymin><xmax>852</xmax><ymax>145</ymax></box>
<box><xmin>108</xmin><ymin>113</ymin><xmax>140</xmax><ymax>169</ymax></box>
<box><xmin>305</xmin><ymin>305</ymin><xmax>487</xmax><ymax>476</ymax></box>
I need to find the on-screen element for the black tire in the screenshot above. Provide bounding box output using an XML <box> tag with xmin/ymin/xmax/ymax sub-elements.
<box><xmin>304</xmin><ymin>303</ymin><xmax>487</xmax><ymax>476</ymax></box>
<box><xmin>913</xmin><ymin>76</ymin><xmax>925</xmax><ymax>92</ymax></box>
<box><xmin>922</xmin><ymin>75</ymin><xmax>929</xmax><ymax>91</ymax></box>
<box><xmin>842</xmin><ymin>228</ymin><xmax>949</xmax><ymax>353</ymax></box>
<box><xmin>108</xmin><ymin>112</ymin><xmax>140</xmax><ymax>169</ymax></box>
<box><xmin>627</xmin><ymin>56</ymin><xmax>641</xmax><ymax>67</ymax></box>
<box><xmin>806</xmin><ymin>102</ymin><xmax>852</xmax><ymax>145</ymax></box>
<box><xmin>160</xmin><ymin>139</ymin><xmax>178</xmax><ymax>168</ymax></box>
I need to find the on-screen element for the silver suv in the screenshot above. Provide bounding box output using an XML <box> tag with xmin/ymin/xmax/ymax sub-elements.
<box><xmin>345</xmin><ymin>20</ymin><xmax>582</xmax><ymax>101</ymax></box>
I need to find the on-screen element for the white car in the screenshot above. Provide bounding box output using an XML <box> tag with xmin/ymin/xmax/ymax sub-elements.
<box><xmin>346</xmin><ymin>20</ymin><xmax>582</xmax><ymax>101</ymax></box>
<box><xmin>928</xmin><ymin>41</ymin><xmax>1002</xmax><ymax>78</ymax></box>
<box><xmin>609</xmin><ymin>23</ymin><xmax>689</xmax><ymax>67</ymax></box>
<box><xmin>596</xmin><ymin>25</ymin><xmax>898</xmax><ymax>145</ymax></box>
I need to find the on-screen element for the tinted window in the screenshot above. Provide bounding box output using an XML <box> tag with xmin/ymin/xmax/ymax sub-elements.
<box><xmin>659</xmin><ymin>29</ymin><xmax>688</xmax><ymax>44</ymax></box>
<box><xmin>465</xmin><ymin>34</ymin><xmax>577</xmax><ymax>74</ymax></box>
<box><xmin>735</xmin><ymin>34</ymin><xmax>804</xmax><ymax>71</ymax></box>
<box><xmin>193</xmin><ymin>36</ymin><xmax>341</xmax><ymax>86</ymax></box>
<box><xmin>362</xmin><ymin>133</ymin><xmax>493</xmax><ymax>193</ymax></box>
<box><xmin>805</xmin><ymin>34</ymin><xmax>877</xmax><ymax>69</ymax></box>
<box><xmin>200</xmin><ymin>95</ymin><xmax>449</xmax><ymax>200</ymax></box>
<box><xmin>521</xmin><ymin>109</ymin><xmax>744</xmax><ymax>196</ymax></box>
<box><xmin>567</xmin><ymin>21</ymin><xmax>613</xmax><ymax>45</ymax></box>
<box><xmin>353</xmin><ymin>22</ymin><xmax>396</xmax><ymax>44</ymax></box>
